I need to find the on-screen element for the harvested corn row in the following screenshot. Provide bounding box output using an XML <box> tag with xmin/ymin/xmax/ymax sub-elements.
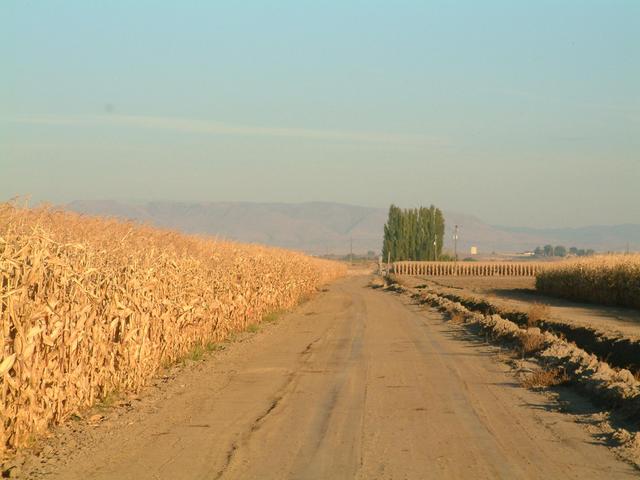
<box><xmin>393</xmin><ymin>261</ymin><xmax>547</xmax><ymax>276</ymax></box>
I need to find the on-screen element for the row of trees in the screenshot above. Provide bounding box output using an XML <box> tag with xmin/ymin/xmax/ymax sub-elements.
<box><xmin>382</xmin><ymin>205</ymin><xmax>445</xmax><ymax>262</ymax></box>
<box><xmin>534</xmin><ymin>245</ymin><xmax>595</xmax><ymax>257</ymax></box>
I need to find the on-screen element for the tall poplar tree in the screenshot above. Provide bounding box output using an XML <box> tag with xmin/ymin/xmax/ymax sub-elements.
<box><xmin>382</xmin><ymin>204</ymin><xmax>445</xmax><ymax>262</ymax></box>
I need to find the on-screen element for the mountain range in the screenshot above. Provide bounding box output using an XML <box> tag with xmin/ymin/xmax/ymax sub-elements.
<box><xmin>67</xmin><ymin>200</ymin><xmax>640</xmax><ymax>255</ymax></box>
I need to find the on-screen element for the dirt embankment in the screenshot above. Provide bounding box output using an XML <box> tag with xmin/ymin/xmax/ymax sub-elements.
<box><xmin>399</xmin><ymin>275</ymin><xmax>640</xmax><ymax>373</ymax></box>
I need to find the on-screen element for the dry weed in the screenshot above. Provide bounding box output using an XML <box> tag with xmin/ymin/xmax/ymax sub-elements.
<box><xmin>518</xmin><ymin>329</ymin><xmax>547</xmax><ymax>356</ymax></box>
<box><xmin>522</xmin><ymin>368</ymin><xmax>570</xmax><ymax>389</ymax></box>
<box><xmin>527</xmin><ymin>302</ymin><xmax>550</xmax><ymax>327</ymax></box>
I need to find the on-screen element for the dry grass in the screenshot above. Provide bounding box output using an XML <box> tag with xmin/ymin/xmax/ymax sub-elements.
<box><xmin>518</xmin><ymin>329</ymin><xmax>547</xmax><ymax>356</ymax></box>
<box><xmin>449</xmin><ymin>312</ymin><xmax>466</xmax><ymax>324</ymax></box>
<box><xmin>522</xmin><ymin>368</ymin><xmax>570</xmax><ymax>389</ymax></box>
<box><xmin>0</xmin><ymin>203</ymin><xmax>345</xmax><ymax>453</ymax></box>
<box><xmin>527</xmin><ymin>302</ymin><xmax>550</xmax><ymax>328</ymax></box>
<box><xmin>536</xmin><ymin>254</ymin><xmax>640</xmax><ymax>309</ymax></box>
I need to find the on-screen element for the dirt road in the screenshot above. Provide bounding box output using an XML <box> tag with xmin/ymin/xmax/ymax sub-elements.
<box><xmin>46</xmin><ymin>275</ymin><xmax>635</xmax><ymax>479</ymax></box>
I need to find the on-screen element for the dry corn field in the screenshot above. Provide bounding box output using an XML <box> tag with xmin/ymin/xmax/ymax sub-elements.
<box><xmin>535</xmin><ymin>254</ymin><xmax>640</xmax><ymax>309</ymax></box>
<box><xmin>0</xmin><ymin>203</ymin><xmax>345</xmax><ymax>454</ymax></box>
<box><xmin>392</xmin><ymin>261</ymin><xmax>546</xmax><ymax>276</ymax></box>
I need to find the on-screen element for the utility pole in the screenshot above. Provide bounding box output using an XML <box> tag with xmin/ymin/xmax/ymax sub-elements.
<box><xmin>350</xmin><ymin>236</ymin><xmax>353</xmax><ymax>265</ymax></box>
<box><xmin>433</xmin><ymin>235</ymin><xmax>438</xmax><ymax>261</ymax></box>
<box><xmin>454</xmin><ymin>224</ymin><xmax>459</xmax><ymax>261</ymax></box>
<box><xmin>431</xmin><ymin>209</ymin><xmax>436</xmax><ymax>261</ymax></box>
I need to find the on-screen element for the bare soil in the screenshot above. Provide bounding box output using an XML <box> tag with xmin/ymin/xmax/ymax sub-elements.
<box><xmin>16</xmin><ymin>275</ymin><xmax>637</xmax><ymax>479</ymax></box>
<box><xmin>409</xmin><ymin>275</ymin><xmax>640</xmax><ymax>342</ymax></box>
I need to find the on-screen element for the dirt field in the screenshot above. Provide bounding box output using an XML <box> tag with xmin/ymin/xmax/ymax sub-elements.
<box><xmin>18</xmin><ymin>275</ymin><xmax>637</xmax><ymax>479</ymax></box>
<box><xmin>408</xmin><ymin>276</ymin><xmax>640</xmax><ymax>342</ymax></box>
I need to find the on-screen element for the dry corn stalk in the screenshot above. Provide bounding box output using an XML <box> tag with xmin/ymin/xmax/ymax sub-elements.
<box><xmin>0</xmin><ymin>203</ymin><xmax>345</xmax><ymax>454</ymax></box>
<box><xmin>535</xmin><ymin>254</ymin><xmax>640</xmax><ymax>309</ymax></box>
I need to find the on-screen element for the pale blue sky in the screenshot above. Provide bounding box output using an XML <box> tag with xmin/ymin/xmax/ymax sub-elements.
<box><xmin>1</xmin><ymin>1</ymin><xmax>638</xmax><ymax>227</ymax></box>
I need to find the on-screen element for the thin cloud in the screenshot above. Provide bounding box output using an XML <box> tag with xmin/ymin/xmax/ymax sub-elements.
<box><xmin>3</xmin><ymin>114</ymin><xmax>448</xmax><ymax>147</ymax></box>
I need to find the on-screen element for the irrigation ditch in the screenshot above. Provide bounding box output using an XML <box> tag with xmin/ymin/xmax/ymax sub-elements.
<box><xmin>415</xmin><ymin>287</ymin><xmax>640</xmax><ymax>373</ymax></box>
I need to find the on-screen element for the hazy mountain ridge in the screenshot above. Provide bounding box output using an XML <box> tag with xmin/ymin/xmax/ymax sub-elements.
<box><xmin>497</xmin><ymin>224</ymin><xmax>640</xmax><ymax>251</ymax></box>
<box><xmin>67</xmin><ymin>200</ymin><xmax>640</xmax><ymax>255</ymax></box>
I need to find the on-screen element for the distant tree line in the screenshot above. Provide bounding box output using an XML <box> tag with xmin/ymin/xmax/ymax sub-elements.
<box><xmin>382</xmin><ymin>205</ymin><xmax>445</xmax><ymax>262</ymax></box>
<box><xmin>533</xmin><ymin>245</ymin><xmax>595</xmax><ymax>258</ymax></box>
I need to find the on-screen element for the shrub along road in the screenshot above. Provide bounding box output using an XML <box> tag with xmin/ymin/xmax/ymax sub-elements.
<box><xmin>42</xmin><ymin>275</ymin><xmax>635</xmax><ymax>479</ymax></box>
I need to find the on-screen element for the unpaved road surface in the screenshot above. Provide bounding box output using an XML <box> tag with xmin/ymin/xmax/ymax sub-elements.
<box><xmin>46</xmin><ymin>275</ymin><xmax>636</xmax><ymax>479</ymax></box>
